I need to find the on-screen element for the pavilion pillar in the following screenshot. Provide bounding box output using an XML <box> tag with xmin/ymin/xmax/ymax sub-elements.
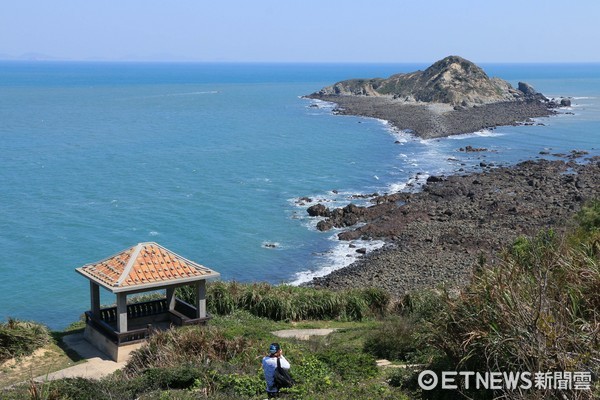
<box><xmin>116</xmin><ymin>293</ymin><xmax>128</xmax><ymax>333</ymax></box>
<box><xmin>166</xmin><ymin>286</ymin><xmax>176</xmax><ymax>311</ymax></box>
<box><xmin>90</xmin><ymin>281</ymin><xmax>101</xmax><ymax>318</ymax></box>
<box><xmin>195</xmin><ymin>280</ymin><xmax>206</xmax><ymax>319</ymax></box>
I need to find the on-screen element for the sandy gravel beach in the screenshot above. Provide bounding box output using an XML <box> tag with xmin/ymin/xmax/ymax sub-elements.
<box><xmin>308</xmin><ymin>95</ymin><xmax>555</xmax><ymax>139</ymax></box>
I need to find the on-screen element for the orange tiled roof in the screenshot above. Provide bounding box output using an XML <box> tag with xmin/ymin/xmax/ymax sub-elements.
<box><xmin>75</xmin><ymin>242</ymin><xmax>219</xmax><ymax>292</ymax></box>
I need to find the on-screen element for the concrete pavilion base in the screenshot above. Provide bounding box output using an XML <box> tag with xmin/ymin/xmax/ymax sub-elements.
<box><xmin>83</xmin><ymin>325</ymin><xmax>145</xmax><ymax>362</ymax></box>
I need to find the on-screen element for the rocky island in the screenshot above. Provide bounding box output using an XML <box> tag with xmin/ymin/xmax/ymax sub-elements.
<box><xmin>302</xmin><ymin>56</ymin><xmax>597</xmax><ymax>298</ymax></box>
<box><xmin>306</xmin><ymin>55</ymin><xmax>563</xmax><ymax>138</ymax></box>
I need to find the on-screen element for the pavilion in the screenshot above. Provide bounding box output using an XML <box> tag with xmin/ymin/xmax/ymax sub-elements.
<box><xmin>75</xmin><ymin>242</ymin><xmax>220</xmax><ymax>361</ymax></box>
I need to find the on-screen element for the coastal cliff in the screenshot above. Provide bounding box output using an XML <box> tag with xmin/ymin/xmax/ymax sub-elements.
<box><xmin>307</xmin><ymin>56</ymin><xmax>558</xmax><ymax>138</ymax></box>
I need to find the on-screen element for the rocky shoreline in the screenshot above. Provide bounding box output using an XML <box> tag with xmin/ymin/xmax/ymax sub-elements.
<box><xmin>305</xmin><ymin>154</ymin><xmax>600</xmax><ymax>298</ymax></box>
<box><xmin>309</xmin><ymin>95</ymin><xmax>557</xmax><ymax>139</ymax></box>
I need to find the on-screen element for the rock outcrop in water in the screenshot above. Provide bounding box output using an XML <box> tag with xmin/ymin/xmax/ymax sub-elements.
<box><xmin>306</xmin><ymin>56</ymin><xmax>557</xmax><ymax>138</ymax></box>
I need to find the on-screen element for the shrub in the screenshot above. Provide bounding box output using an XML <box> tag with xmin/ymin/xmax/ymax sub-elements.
<box><xmin>42</xmin><ymin>376</ymin><xmax>147</xmax><ymax>400</ymax></box>
<box><xmin>363</xmin><ymin>316</ymin><xmax>419</xmax><ymax>361</ymax></box>
<box><xmin>396</xmin><ymin>288</ymin><xmax>445</xmax><ymax>322</ymax></box>
<box><xmin>361</xmin><ymin>287</ymin><xmax>391</xmax><ymax>317</ymax></box>
<box><xmin>316</xmin><ymin>349</ymin><xmax>378</xmax><ymax>382</ymax></box>
<box><xmin>0</xmin><ymin>318</ymin><xmax>50</xmax><ymax>363</ymax></box>
<box><xmin>427</xmin><ymin>228</ymin><xmax>600</xmax><ymax>399</ymax></box>
<box><xmin>207</xmin><ymin>281</ymin><xmax>237</xmax><ymax>315</ymax></box>
<box><xmin>290</xmin><ymin>288</ymin><xmax>344</xmax><ymax>320</ymax></box>
<box><xmin>213</xmin><ymin>371</ymin><xmax>264</xmax><ymax>397</ymax></box>
<box><xmin>343</xmin><ymin>291</ymin><xmax>369</xmax><ymax>321</ymax></box>
<box><xmin>141</xmin><ymin>366</ymin><xmax>203</xmax><ymax>390</ymax></box>
<box><xmin>30</xmin><ymin>377</ymin><xmax>97</xmax><ymax>400</ymax></box>
<box><xmin>178</xmin><ymin>282</ymin><xmax>391</xmax><ymax>322</ymax></box>
<box><xmin>576</xmin><ymin>199</ymin><xmax>600</xmax><ymax>232</ymax></box>
<box><xmin>174</xmin><ymin>285</ymin><xmax>195</xmax><ymax>305</ymax></box>
<box><xmin>125</xmin><ymin>326</ymin><xmax>253</xmax><ymax>376</ymax></box>
<box><xmin>285</xmin><ymin>352</ymin><xmax>333</xmax><ymax>395</ymax></box>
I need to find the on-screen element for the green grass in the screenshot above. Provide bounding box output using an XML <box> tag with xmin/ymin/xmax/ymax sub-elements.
<box><xmin>0</xmin><ymin>319</ymin><xmax>51</xmax><ymax>363</ymax></box>
<box><xmin>177</xmin><ymin>282</ymin><xmax>390</xmax><ymax>322</ymax></box>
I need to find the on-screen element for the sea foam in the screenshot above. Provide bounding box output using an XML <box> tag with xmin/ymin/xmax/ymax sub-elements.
<box><xmin>446</xmin><ymin>129</ymin><xmax>504</xmax><ymax>140</ymax></box>
<box><xmin>289</xmin><ymin>237</ymin><xmax>385</xmax><ymax>285</ymax></box>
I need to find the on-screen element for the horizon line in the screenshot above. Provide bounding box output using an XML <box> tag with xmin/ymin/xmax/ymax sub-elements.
<box><xmin>1</xmin><ymin>58</ymin><xmax>600</xmax><ymax>65</ymax></box>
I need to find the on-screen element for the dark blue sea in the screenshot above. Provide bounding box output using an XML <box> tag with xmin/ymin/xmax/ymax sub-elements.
<box><xmin>0</xmin><ymin>62</ymin><xmax>598</xmax><ymax>329</ymax></box>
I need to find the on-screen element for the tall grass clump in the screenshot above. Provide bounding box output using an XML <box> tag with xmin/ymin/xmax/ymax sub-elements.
<box><xmin>364</xmin><ymin>289</ymin><xmax>445</xmax><ymax>362</ymax></box>
<box><xmin>206</xmin><ymin>281</ymin><xmax>240</xmax><ymax>315</ymax></box>
<box><xmin>125</xmin><ymin>326</ymin><xmax>253</xmax><ymax>376</ymax></box>
<box><xmin>0</xmin><ymin>318</ymin><xmax>50</xmax><ymax>363</ymax></box>
<box><xmin>575</xmin><ymin>199</ymin><xmax>600</xmax><ymax>233</ymax></box>
<box><xmin>425</xmin><ymin>220</ymin><xmax>600</xmax><ymax>399</ymax></box>
<box><xmin>364</xmin><ymin>316</ymin><xmax>420</xmax><ymax>362</ymax></box>
<box><xmin>178</xmin><ymin>283</ymin><xmax>390</xmax><ymax>321</ymax></box>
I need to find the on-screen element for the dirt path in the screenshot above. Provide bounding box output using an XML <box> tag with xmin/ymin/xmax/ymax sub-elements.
<box><xmin>34</xmin><ymin>333</ymin><xmax>129</xmax><ymax>382</ymax></box>
<box><xmin>271</xmin><ymin>328</ymin><xmax>337</xmax><ymax>340</ymax></box>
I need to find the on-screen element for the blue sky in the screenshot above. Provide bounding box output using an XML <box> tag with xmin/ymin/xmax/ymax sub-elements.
<box><xmin>1</xmin><ymin>0</ymin><xmax>599</xmax><ymax>63</ymax></box>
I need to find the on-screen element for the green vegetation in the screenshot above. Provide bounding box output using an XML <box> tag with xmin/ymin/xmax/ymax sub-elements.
<box><xmin>0</xmin><ymin>318</ymin><xmax>50</xmax><ymax>363</ymax></box>
<box><xmin>177</xmin><ymin>283</ymin><xmax>390</xmax><ymax>322</ymax></box>
<box><xmin>2</xmin><ymin>312</ymin><xmax>407</xmax><ymax>400</ymax></box>
<box><xmin>383</xmin><ymin>201</ymin><xmax>600</xmax><ymax>399</ymax></box>
<box><xmin>2</xmin><ymin>202</ymin><xmax>599</xmax><ymax>399</ymax></box>
<box><xmin>576</xmin><ymin>199</ymin><xmax>600</xmax><ymax>231</ymax></box>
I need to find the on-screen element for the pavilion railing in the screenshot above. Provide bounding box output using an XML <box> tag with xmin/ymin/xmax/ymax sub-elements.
<box><xmin>171</xmin><ymin>298</ymin><xmax>211</xmax><ymax>326</ymax></box>
<box><xmin>98</xmin><ymin>298</ymin><xmax>169</xmax><ymax>323</ymax></box>
<box><xmin>84</xmin><ymin>311</ymin><xmax>150</xmax><ymax>345</ymax></box>
<box><xmin>84</xmin><ymin>297</ymin><xmax>210</xmax><ymax>345</ymax></box>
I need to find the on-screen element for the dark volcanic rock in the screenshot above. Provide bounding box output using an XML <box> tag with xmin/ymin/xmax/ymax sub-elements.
<box><xmin>316</xmin><ymin>220</ymin><xmax>334</xmax><ymax>232</ymax></box>
<box><xmin>305</xmin><ymin>158</ymin><xmax>600</xmax><ymax>299</ymax></box>
<box><xmin>427</xmin><ymin>175</ymin><xmax>445</xmax><ymax>183</ymax></box>
<box><xmin>307</xmin><ymin>203</ymin><xmax>330</xmax><ymax>217</ymax></box>
<box><xmin>312</xmin><ymin>203</ymin><xmax>366</xmax><ymax>231</ymax></box>
<box><xmin>460</xmin><ymin>145</ymin><xmax>487</xmax><ymax>152</ymax></box>
<box><xmin>518</xmin><ymin>82</ymin><xmax>548</xmax><ymax>102</ymax></box>
<box><xmin>518</xmin><ymin>82</ymin><xmax>537</xmax><ymax>97</ymax></box>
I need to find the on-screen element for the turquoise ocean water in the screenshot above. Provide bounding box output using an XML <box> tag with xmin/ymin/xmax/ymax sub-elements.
<box><xmin>0</xmin><ymin>62</ymin><xmax>598</xmax><ymax>329</ymax></box>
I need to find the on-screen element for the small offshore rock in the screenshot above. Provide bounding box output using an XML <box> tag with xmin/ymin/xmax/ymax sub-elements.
<box><xmin>460</xmin><ymin>145</ymin><xmax>487</xmax><ymax>152</ymax></box>
<box><xmin>427</xmin><ymin>175</ymin><xmax>444</xmax><ymax>183</ymax></box>
<box><xmin>307</xmin><ymin>203</ymin><xmax>330</xmax><ymax>217</ymax></box>
<box><xmin>518</xmin><ymin>82</ymin><xmax>538</xmax><ymax>96</ymax></box>
<box><xmin>316</xmin><ymin>220</ymin><xmax>334</xmax><ymax>231</ymax></box>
